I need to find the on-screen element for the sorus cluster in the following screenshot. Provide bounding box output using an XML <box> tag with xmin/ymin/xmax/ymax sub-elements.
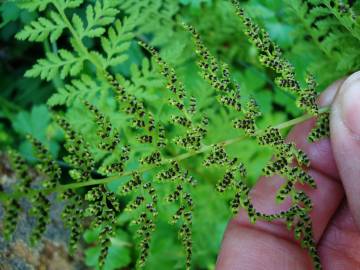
<box><xmin>121</xmin><ymin>172</ymin><xmax>158</xmax><ymax>266</ymax></box>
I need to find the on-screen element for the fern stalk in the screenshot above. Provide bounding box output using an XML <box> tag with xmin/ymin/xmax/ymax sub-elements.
<box><xmin>0</xmin><ymin>106</ymin><xmax>329</xmax><ymax>202</ymax></box>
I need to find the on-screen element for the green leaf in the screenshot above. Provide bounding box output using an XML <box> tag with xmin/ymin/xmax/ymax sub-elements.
<box><xmin>12</xmin><ymin>105</ymin><xmax>50</xmax><ymax>139</ymax></box>
<box><xmin>1</xmin><ymin>2</ymin><xmax>21</xmax><ymax>26</ymax></box>
<box><xmin>12</xmin><ymin>105</ymin><xmax>60</xmax><ymax>157</ymax></box>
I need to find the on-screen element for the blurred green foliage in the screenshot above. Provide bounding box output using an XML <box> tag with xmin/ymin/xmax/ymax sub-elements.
<box><xmin>1</xmin><ymin>0</ymin><xmax>359</xmax><ymax>269</ymax></box>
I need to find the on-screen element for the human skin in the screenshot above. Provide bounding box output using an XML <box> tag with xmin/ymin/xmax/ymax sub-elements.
<box><xmin>216</xmin><ymin>72</ymin><xmax>360</xmax><ymax>270</ymax></box>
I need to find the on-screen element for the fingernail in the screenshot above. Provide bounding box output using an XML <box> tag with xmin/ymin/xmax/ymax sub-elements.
<box><xmin>339</xmin><ymin>71</ymin><xmax>360</xmax><ymax>136</ymax></box>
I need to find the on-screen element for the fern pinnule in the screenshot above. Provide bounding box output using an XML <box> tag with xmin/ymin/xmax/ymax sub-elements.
<box><xmin>55</xmin><ymin>116</ymin><xmax>95</xmax><ymax>182</ymax></box>
<box><xmin>308</xmin><ymin>111</ymin><xmax>330</xmax><ymax>142</ymax></box>
<box><xmin>158</xmin><ymin>160</ymin><xmax>195</xmax><ymax>270</ymax></box>
<box><xmin>121</xmin><ymin>173</ymin><xmax>158</xmax><ymax>267</ymax></box>
<box><xmin>15</xmin><ymin>11</ymin><xmax>65</xmax><ymax>42</ymax></box>
<box><xmin>99</xmin><ymin>145</ymin><xmax>131</xmax><ymax>175</ymax></box>
<box><xmin>7</xmin><ymin>148</ymin><xmax>53</xmax><ymax>245</ymax></box>
<box><xmin>24</xmin><ymin>50</ymin><xmax>84</xmax><ymax>81</ymax></box>
<box><xmin>61</xmin><ymin>190</ymin><xmax>83</xmax><ymax>253</ymax></box>
<box><xmin>232</xmin><ymin>0</ymin><xmax>319</xmax><ymax>116</ymax></box>
<box><xmin>27</xmin><ymin>135</ymin><xmax>61</xmax><ymax>189</ymax></box>
<box><xmin>2</xmin><ymin>199</ymin><xmax>21</xmax><ymax>241</ymax></box>
<box><xmin>29</xmin><ymin>192</ymin><xmax>51</xmax><ymax>245</ymax></box>
<box><xmin>83</xmin><ymin>185</ymin><xmax>121</xmax><ymax>268</ymax></box>
<box><xmin>83</xmin><ymin>101</ymin><xmax>121</xmax><ymax>151</ymax></box>
<box><xmin>8</xmin><ymin>150</ymin><xmax>33</xmax><ymax>193</ymax></box>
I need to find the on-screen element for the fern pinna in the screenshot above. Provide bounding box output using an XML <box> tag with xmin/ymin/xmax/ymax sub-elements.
<box><xmin>1</xmin><ymin>0</ymin><xmax>341</xmax><ymax>269</ymax></box>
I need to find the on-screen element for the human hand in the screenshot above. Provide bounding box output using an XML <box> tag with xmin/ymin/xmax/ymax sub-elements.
<box><xmin>216</xmin><ymin>72</ymin><xmax>360</xmax><ymax>270</ymax></box>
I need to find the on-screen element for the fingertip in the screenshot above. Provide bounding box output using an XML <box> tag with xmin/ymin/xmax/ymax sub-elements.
<box><xmin>331</xmin><ymin>70</ymin><xmax>360</xmax><ymax>229</ymax></box>
<box><xmin>336</xmin><ymin>72</ymin><xmax>360</xmax><ymax>135</ymax></box>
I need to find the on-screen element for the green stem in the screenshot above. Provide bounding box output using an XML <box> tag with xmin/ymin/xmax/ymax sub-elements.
<box><xmin>0</xmin><ymin>107</ymin><xmax>329</xmax><ymax>202</ymax></box>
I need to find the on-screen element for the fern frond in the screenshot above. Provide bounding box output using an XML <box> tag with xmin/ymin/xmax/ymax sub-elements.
<box><xmin>2</xmin><ymin>1</ymin><xmax>342</xmax><ymax>269</ymax></box>
<box><xmin>25</xmin><ymin>50</ymin><xmax>84</xmax><ymax>81</ymax></box>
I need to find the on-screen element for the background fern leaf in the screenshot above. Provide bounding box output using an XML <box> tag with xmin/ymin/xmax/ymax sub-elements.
<box><xmin>101</xmin><ymin>18</ymin><xmax>135</xmax><ymax>67</ymax></box>
<box><xmin>25</xmin><ymin>50</ymin><xmax>84</xmax><ymax>81</ymax></box>
<box><xmin>47</xmin><ymin>74</ymin><xmax>99</xmax><ymax>107</ymax></box>
<box><xmin>16</xmin><ymin>12</ymin><xmax>65</xmax><ymax>42</ymax></box>
<box><xmin>81</xmin><ymin>1</ymin><xmax>118</xmax><ymax>38</ymax></box>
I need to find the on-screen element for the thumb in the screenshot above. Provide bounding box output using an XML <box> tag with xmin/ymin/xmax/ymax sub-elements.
<box><xmin>331</xmin><ymin>71</ymin><xmax>360</xmax><ymax>229</ymax></box>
